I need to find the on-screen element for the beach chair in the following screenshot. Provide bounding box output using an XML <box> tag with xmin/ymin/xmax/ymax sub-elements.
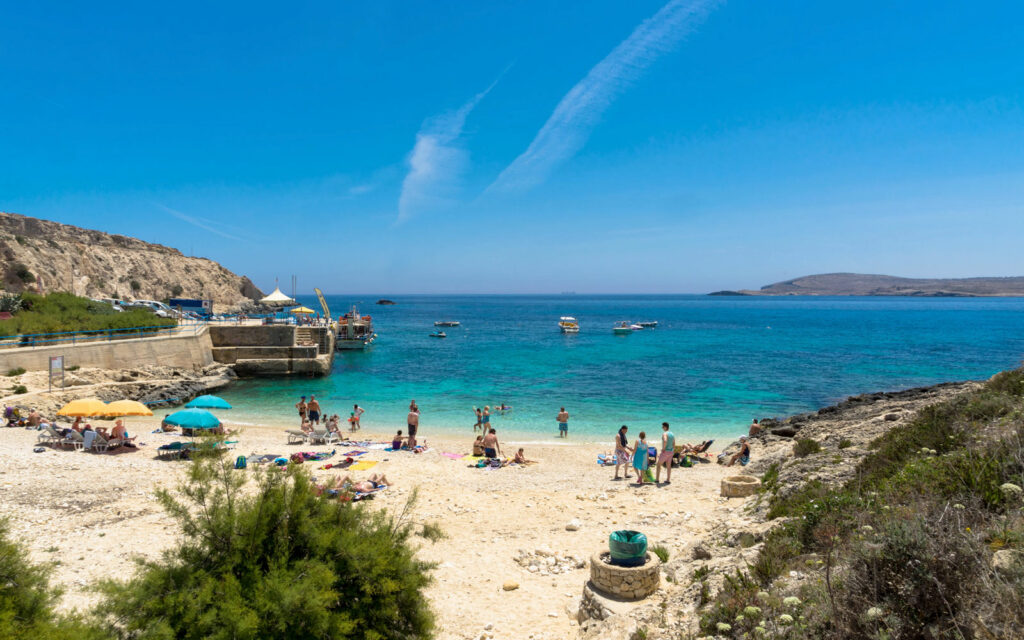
<box><xmin>37</xmin><ymin>425</ymin><xmax>61</xmax><ymax>446</ymax></box>
<box><xmin>309</xmin><ymin>428</ymin><xmax>339</xmax><ymax>445</ymax></box>
<box><xmin>92</xmin><ymin>433</ymin><xmax>124</xmax><ymax>453</ymax></box>
<box><xmin>61</xmin><ymin>430</ymin><xmax>85</xmax><ymax>451</ymax></box>
<box><xmin>286</xmin><ymin>430</ymin><xmax>310</xmax><ymax>445</ymax></box>
<box><xmin>157</xmin><ymin>441</ymin><xmax>188</xmax><ymax>460</ymax></box>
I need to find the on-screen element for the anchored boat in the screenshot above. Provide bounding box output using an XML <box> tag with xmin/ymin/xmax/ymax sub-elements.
<box><xmin>434</xmin><ymin>320</ymin><xmax>460</xmax><ymax>327</ymax></box>
<box><xmin>335</xmin><ymin>306</ymin><xmax>377</xmax><ymax>350</ymax></box>
<box><xmin>637</xmin><ymin>321</ymin><xmax>658</xmax><ymax>328</ymax></box>
<box><xmin>613</xmin><ymin>321</ymin><xmax>632</xmax><ymax>335</ymax></box>
<box><xmin>558</xmin><ymin>316</ymin><xmax>580</xmax><ymax>333</ymax></box>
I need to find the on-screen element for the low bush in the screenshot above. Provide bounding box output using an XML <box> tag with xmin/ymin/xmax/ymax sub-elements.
<box><xmin>0</xmin><ymin>292</ymin><xmax>175</xmax><ymax>337</ymax></box>
<box><xmin>838</xmin><ymin>437</ymin><xmax>853</xmax><ymax>449</ymax></box>
<box><xmin>5</xmin><ymin>367</ymin><xmax>25</xmax><ymax>376</ymax></box>
<box><xmin>95</xmin><ymin>458</ymin><xmax>435</xmax><ymax>639</ymax></box>
<box><xmin>12</xmin><ymin>385</ymin><xmax>27</xmax><ymax>394</ymax></box>
<box><xmin>650</xmin><ymin>545</ymin><xmax>669</xmax><ymax>563</ymax></box>
<box><xmin>793</xmin><ymin>438</ymin><xmax>821</xmax><ymax>458</ymax></box>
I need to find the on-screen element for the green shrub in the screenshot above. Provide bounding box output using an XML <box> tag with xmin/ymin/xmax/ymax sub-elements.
<box><xmin>650</xmin><ymin>545</ymin><xmax>669</xmax><ymax>563</ymax></box>
<box><xmin>67</xmin><ymin>365</ymin><xmax>80</xmax><ymax>372</ymax></box>
<box><xmin>14</xmin><ymin>264</ymin><xmax>35</xmax><ymax>283</ymax></box>
<box><xmin>0</xmin><ymin>292</ymin><xmax>22</xmax><ymax>313</ymax></box>
<box><xmin>170</xmin><ymin>284</ymin><xmax>184</xmax><ymax>297</ymax></box>
<box><xmin>0</xmin><ymin>519</ymin><xmax>108</xmax><ymax>639</ymax></box>
<box><xmin>0</xmin><ymin>292</ymin><xmax>174</xmax><ymax>337</ymax></box>
<box><xmin>793</xmin><ymin>438</ymin><xmax>821</xmax><ymax>458</ymax></box>
<box><xmin>14</xmin><ymin>235</ymin><xmax>26</xmax><ymax>245</ymax></box>
<box><xmin>96</xmin><ymin>459</ymin><xmax>435</xmax><ymax>640</ymax></box>
<box><xmin>5</xmin><ymin>367</ymin><xmax>25</xmax><ymax>376</ymax></box>
<box><xmin>419</xmin><ymin>521</ymin><xmax>447</xmax><ymax>543</ymax></box>
<box><xmin>12</xmin><ymin>385</ymin><xmax>27</xmax><ymax>394</ymax></box>
<box><xmin>838</xmin><ymin>437</ymin><xmax>853</xmax><ymax>449</ymax></box>
<box><xmin>129</xmin><ymin>280</ymin><xmax>141</xmax><ymax>292</ymax></box>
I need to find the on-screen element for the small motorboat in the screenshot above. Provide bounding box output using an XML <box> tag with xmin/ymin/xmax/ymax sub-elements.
<box><xmin>637</xmin><ymin>321</ymin><xmax>658</xmax><ymax>328</ymax></box>
<box><xmin>630</xmin><ymin>323</ymin><xmax>644</xmax><ymax>331</ymax></box>
<box><xmin>434</xmin><ymin>321</ymin><xmax>460</xmax><ymax>327</ymax></box>
<box><xmin>430</xmin><ymin>331</ymin><xmax>447</xmax><ymax>338</ymax></box>
<box><xmin>613</xmin><ymin>321</ymin><xmax>632</xmax><ymax>335</ymax></box>
<box><xmin>558</xmin><ymin>316</ymin><xmax>580</xmax><ymax>333</ymax></box>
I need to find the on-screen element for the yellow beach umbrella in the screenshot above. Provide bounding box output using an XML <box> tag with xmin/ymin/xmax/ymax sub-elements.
<box><xmin>104</xmin><ymin>400</ymin><xmax>154</xmax><ymax>417</ymax></box>
<box><xmin>290</xmin><ymin>306</ymin><xmax>315</xmax><ymax>314</ymax></box>
<box><xmin>57</xmin><ymin>398</ymin><xmax>108</xmax><ymax>417</ymax></box>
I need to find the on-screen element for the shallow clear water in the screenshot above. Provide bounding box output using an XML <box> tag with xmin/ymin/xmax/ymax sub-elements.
<box><xmin>216</xmin><ymin>295</ymin><xmax>1024</xmax><ymax>443</ymax></box>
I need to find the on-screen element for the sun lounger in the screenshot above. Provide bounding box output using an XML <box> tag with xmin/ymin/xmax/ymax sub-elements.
<box><xmin>60</xmin><ymin>430</ymin><xmax>85</xmax><ymax>451</ymax></box>
<box><xmin>37</xmin><ymin>425</ymin><xmax>61</xmax><ymax>446</ymax></box>
<box><xmin>157</xmin><ymin>441</ymin><xmax>188</xmax><ymax>459</ymax></box>
<box><xmin>309</xmin><ymin>428</ymin><xmax>339</xmax><ymax>445</ymax></box>
<box><xmin>286</xmin><ymin>430</ymin><xmax>310</xmax><ymax>445</ymax></box>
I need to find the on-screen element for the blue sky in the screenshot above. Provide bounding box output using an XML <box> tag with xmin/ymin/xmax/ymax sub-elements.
<box><xmin>2</xmin><ymin>0</ymin><xmax>1022</xmax><ymax>294</ymax></box>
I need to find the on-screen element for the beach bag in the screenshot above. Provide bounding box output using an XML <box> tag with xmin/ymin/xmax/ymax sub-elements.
<box><xmin>609</xmin><ymin>530</ymin><xmax>648</xmax><ymax>567</ymax></box>
<box><xmin>643</xmin><ymin>468</ymin><xmax>655</xmax><ymax>483</ymax></box>
<box><xmin>680</xmin><ymin>455</ymin><xmax>693</xmax><ymax>468</ymax></box>
<box><xmin>234</xmin><ymin>455</ymin><xmax>247</xmax><ymax>469</ymax></box>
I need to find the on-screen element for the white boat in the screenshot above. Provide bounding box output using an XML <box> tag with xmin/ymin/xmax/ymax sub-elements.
<box><xmin>630</xmin><ymin>324</ymin><xmax>644</xmax><ymax>331</ymax></box>
<box><xmin>637</xmin><ymin>321</ymin><xmax>658</xmax><ymax>328</ymax></box>
<box><xmin>335</xmin><ymin>306</ymin><xmax>377</xmax><ymax>350</ymax></box>
<box><xmin>613</xmin><ymin>321</ymin><xmax>632</xmax><ymax>335</ymax></box>
<box><xmin>430</xmin><ymin>331</ymin><xmax>447</xmax><ymax>338</ymax></box>
<box><xmin>558</xmin><ymin>316</ymin><xmax>580</xmax><ymax>333</ymax></box>
<box><xmin>434</xmin><ymin>320</ymin><xmax>460</xmax><ymax>327</ymax></box>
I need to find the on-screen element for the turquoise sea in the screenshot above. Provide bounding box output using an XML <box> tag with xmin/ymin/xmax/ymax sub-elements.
<box><xmin>217</xmin><ymin>295</ymin><xmax>1024</xmax><ymax>443</ymax></box>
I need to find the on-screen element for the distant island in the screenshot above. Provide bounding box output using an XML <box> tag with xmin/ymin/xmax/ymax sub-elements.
<box><xmin>376</xmin><ymin>299</ymin><xmax>397</xmax><ymax>305</ymax></box>
<box><xmin>709</xmin><ymin>273</ymin><xmax>1024</xmax><ymax>297</ymax></box>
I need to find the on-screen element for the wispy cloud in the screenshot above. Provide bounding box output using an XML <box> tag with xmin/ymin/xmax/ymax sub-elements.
<box><xmin>488</xmin><ymin>0</ymin><xmax>719</xmax><ymax>193</ymax></box>
<box><xmin>156</xmin><ymin>203</ymin><xmax>245</xmax><ymax>241</ymax></box>
<box><xmin>396</xmin><ymin>72</ymin><xmax>506</xmax><ymax>224</ymax></box>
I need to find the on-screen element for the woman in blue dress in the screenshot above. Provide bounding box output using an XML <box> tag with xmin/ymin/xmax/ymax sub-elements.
<box><xmin>632</xmin><ymin>431</ymin><xmax>649</xmax><ymax>485</ymax></box>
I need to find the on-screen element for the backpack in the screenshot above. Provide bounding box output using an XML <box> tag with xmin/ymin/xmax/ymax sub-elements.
<box><xmin>234</xmin><ymin>455</ymin><xmax>247</xmax><ymax>469</ymax></box>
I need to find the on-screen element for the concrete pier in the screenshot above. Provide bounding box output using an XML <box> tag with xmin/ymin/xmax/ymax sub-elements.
<box><xmin>209</xmin><ymin>325</ymin><xmax>334</xmax><ymax>376</ymax></box>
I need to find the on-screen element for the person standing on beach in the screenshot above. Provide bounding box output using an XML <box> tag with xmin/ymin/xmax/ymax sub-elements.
<box><xmin>295</xmin><ymin>396</ymin><xmax>308</xmax><ymax>423</ymax></box>
<box><xmin>353</xmin><ymin>404</ymin><xmax>364</xmax><ymax>430</ymax></box>
<box><xmin>473</xmin><ymin>407</ymin><xmax>483</xmax><ymax>432</ymax></box>
<box><xmin>407</xmin><ymin>404</ymin><xmax>420</xmax><ymax>448</ymax></box>
<box><xmin>614</xmin><ymin>425</ymin><xmax>633</xmax><ymax>480</ymax></box>
<box><xmin>557</xmin><ymin>407</ymin><xmax>569</xmax><ymax>438</ymax></box>
<box><xmin>656</xmin><ymin>422</ymin><xmax>675</xmax><ymax>485</ymax></box>
<box><xmin>632</xmin><ymin>431</ymin><xmax>650</xmax><ymax>486</ymax></box>
<box><xmin>481</xmin><ymin>428</ymin><xmax>502</xmax><ymax>459</ymax></box>
<box><xmin>307</xmin><ymin>395</ymin><xmax>321</xmax><ymax>425</ymax></box>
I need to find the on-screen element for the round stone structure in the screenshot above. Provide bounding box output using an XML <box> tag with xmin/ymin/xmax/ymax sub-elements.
<box><xmin>589</xmin><ymin>552</ymin><xmax>661</xmax><ymax>600</ymax></box>
<box><xmin>721</xmin><ymin>474</ymin><xmax>761</xmax><ymax>498</ymax></box>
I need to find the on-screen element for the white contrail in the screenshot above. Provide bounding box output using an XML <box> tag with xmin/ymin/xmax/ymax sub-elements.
<box><xmin>488</xmin><ymin>0</ymin><xmax>719</xmax><ymax>193</ymax></box>
<box><xmin>396</xmin><ymin>73</ymin><xmax>505</xmax><ymax>224</ymax></box>
<box><xmin>157</xmin><ymin>204</ymin><xmax>244</xmax><ymax>241</ymax></box>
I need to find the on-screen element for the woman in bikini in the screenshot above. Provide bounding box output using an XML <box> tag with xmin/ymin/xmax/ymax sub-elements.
<box><xmin>614</xmin><ymin>425</ymin><xmax>634</xmax><ymax>480</ymax></box>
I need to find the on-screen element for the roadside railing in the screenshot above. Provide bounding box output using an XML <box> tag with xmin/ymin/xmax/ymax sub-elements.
<box><xmin>0</xmin><ymin>321</ymin><xmax>207</xmax><ymax>350</ymax></box>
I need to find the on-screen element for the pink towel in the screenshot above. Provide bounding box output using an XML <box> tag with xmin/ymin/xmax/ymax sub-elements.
<box><xmin>441</xmin><ymin>452</ymin><xmax>464</xmax><ymax>459</ymax></box>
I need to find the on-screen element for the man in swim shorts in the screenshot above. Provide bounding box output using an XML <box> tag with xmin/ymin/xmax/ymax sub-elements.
<box><xmin>407</xmin><ymin>405</ymin><xmax>420</xmax><ymax>448</ymax></box>
<box><xmin>481</xmin><ymin>428</ymin><xmax>502</xmax><ymax>459</ymax></box>
<box><xmin>557</xmin><ymin>407</ymin><xmax>569</xmax><ymax>438</ymax></box>
<box><xmin>656</xmin><ymin>422</ymin><xmax>675</xmax><ymax>484</ymax></box>
<box><xmin>307</xmin><ymin>395</ymin><xmax>321</xmax><ymax>425</ymax></box>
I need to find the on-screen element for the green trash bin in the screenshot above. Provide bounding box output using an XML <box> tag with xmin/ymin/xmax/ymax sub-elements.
<box><xmin>609</xmin><ymin>530</ymin><xmax>648</xmax><ymax>567</ymax></box>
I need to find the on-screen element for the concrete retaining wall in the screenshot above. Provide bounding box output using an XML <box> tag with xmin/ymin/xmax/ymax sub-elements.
<box><xmin>0</xmin><ymin>327</ymin><xmax>214</xmax><ymax>372</ymax></box>
<box><xmin>211</xmin><ymin>346</ymin><xmax>318</xmax><ymax>363</ymax></box>
<box><xmin>209</xmin><ymin>325</ymin><xmax>295</xmax><ymax>347</ymax></box>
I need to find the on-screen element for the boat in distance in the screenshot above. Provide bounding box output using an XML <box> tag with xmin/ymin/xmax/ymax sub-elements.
<box><xmin>434</xmin><ymin>320</ymin><xmax>460</xmax><ymax>327</ymax></box>
<box><xmin>613</xmin><ymin>321</ymin><xmax>632</xmax><ymax>335</ymax></box>
<box><xmin>558</xmin><ymin>316</ymin><xmax>580</xmax><ymax>333</ymax></box>
<box><xmin>335</xmin><ymin>306</ymin><xmax>377</xmax><ymax>350</ymax></box>
<box><xmin>637</xmin><ymin>321</ymin><xmax>658</xmax><ymax>328</ymax></box>
<box><xmin>430</xmin><ymin>331</ymin><xmax>447</xmax><ymax>338</ymax></box>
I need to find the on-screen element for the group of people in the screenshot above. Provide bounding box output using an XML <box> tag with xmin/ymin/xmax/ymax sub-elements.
<box><xmin>63</xmin><ymin>417</ymin><xmax>136</xmax><ymax>449</ymax></box>
<box><xmin>294</xmin><ymin>396</ymin><xmax>365</xmax><ymax>435</ymax></box>
<box><xmin>471</xmin><ymin>432</ymin><xmax>533</xmax><ymax>464</ymax></box>
<box><xmin>471</xmin><ymin>403</ymin><xmax>511</xmax><ymax>432</ymax></box>
<box><xmin>608</xmin><ymin>422</ymin><xmax>751</xmax><ymax>486</ymax></box>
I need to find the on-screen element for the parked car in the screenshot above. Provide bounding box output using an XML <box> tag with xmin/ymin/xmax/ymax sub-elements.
<box><xmin>127</xmin><ymin>300</ymin><xmax>177</xmax><ymax>318</ymax></box>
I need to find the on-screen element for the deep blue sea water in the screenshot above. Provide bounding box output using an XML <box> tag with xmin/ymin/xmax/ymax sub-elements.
<box><xmin>216</xmin><ymin>295</ymin><xmax>1024</xmax><ymax>442</ymax></box>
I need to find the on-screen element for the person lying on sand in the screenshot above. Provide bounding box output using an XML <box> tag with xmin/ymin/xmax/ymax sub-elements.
<box><xmin>318</xmin><ymin>473</ymin><xmax>391</xmax><ymax>495</ymax></box>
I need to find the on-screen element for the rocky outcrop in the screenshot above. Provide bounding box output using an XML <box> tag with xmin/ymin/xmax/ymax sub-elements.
<box><xmin>0</xmin><ymin>212</ymin><xmax>262</xmax><ymax>311</ymax></box>
<box><xmin>714</xmin><ymin>272</ymin><xmax>1024</xmax><ymax>297</ymax></box>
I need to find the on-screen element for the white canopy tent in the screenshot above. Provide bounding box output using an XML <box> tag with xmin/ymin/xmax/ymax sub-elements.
<box><xmin>259</xmin><ymin>287</ymin><xmax>296</xmax><ymax>307</ymax></box>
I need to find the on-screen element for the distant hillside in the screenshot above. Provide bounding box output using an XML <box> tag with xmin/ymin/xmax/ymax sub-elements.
<box><xmin>710</xmin><ymin>273</ymin><xmax>1024</xmax><ymax>297</ymax></box>
<box><xmin>0</xmin><ymin>212</ymin><xmax>263</xmax><ymax>310</ymax></box>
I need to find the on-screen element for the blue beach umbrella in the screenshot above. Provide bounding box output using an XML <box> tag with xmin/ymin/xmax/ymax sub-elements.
<box><xmin>185</xmin><ymin>395</ymin><xmax>233</xmax><ymax>410</ymax></box>
<box><xmin>164</xmin><ymin>408</ymin><xmax>222</xmax><ymax>430</ymax></box>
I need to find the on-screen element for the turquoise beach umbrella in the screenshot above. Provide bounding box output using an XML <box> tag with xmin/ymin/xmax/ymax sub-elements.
<box><xmin>185</xmin><ymin>395</ymin><xmax>233</xmax><ymax>410</ymax></box>
<box><xmin>164</xmin><ymin>408</ymin><xmax>222</xmax><ymax>430</ymax></box>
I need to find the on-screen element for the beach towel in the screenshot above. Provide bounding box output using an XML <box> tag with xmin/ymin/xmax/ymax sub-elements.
<box><xmin>349</xmin><ymin>460</ymin><xmax>378</xmax><ymax>471</ymax></box>
<box><xmin>597</xmin><ymin>453</ymin><xmax>618</xmax><ymax>466</ymax></box>
<box><xmin>441</xmin><ymin>452</ymin><xmax>464</xmax><ymax>459</ymax></box>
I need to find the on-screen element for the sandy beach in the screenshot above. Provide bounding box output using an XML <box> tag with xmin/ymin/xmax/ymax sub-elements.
<box><xmin>0</xmin><ymin>417</ymin><xmax>739</xmax><ymax>640</ymax></box>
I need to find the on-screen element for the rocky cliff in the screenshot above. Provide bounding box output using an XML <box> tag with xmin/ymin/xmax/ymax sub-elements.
<box><xmin>0</xmin><ymin>212</ymin><xmax>262</xmax><ymax>311</ymax></box>
<box><xmin>712</xmin><ymin>272</ymin><xmax>1024</xmax><ymax>296</ymax></box>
